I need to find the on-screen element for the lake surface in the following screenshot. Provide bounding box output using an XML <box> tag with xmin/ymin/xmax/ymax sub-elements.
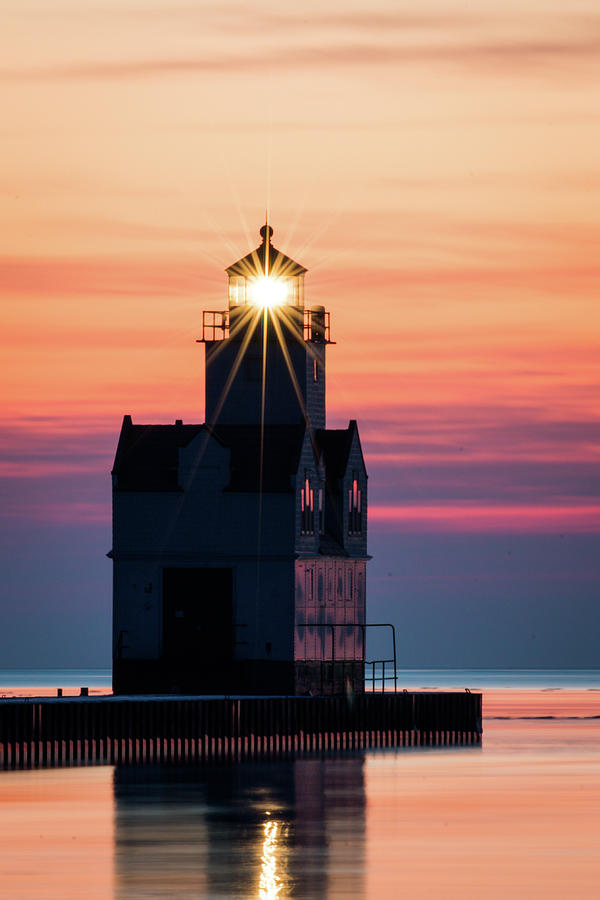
<box><xmin>2</xmin><ymin>666</ymin><xmax>600</xmax><ymax>695</ymax></box>
<box><xmin>1</xmin><ymin>672</ymin><xmax>599</xmax><ymax>898</ymax></box>
<box><xmin>0</xmin><ymin>668</ymin><xmax>112</xmax><ymax>695</ymax></box>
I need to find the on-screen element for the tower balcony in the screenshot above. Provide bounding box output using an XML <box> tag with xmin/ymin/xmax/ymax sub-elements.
<box><xmin>198</xmin><ymin>307</ymin><xmax>333</xmax><ymax>344</ymax></box>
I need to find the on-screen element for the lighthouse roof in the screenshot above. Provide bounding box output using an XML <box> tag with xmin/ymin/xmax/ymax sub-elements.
<box><xmin>112</xmin><ymin>417</ymin><xmax>364</xmax><ymax>498</ymax></box>
<box><xmin>112</xmin><ymin>418</ymin><xmax>203</xmax><ymax>491</ymax></box>
<box><xmin>112</xmin><ymin>417</ymin><xmax>306</xmax><ymax>493</ymax></box>
<box><xmin>226</xmin><ymin>225</ymin><xmax>307</xmax><ymax>279</ymax></box>
<box><xmin>316</xmin><ymin>420</ymin><xmax>363</xmax><ymax>480</ymax></box>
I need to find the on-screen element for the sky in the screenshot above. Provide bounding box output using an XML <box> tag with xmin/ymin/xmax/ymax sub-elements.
<box><xmin>1</xmin><ymin>0</ymin><xmax>599</xmax><ymax>668</ymax></box>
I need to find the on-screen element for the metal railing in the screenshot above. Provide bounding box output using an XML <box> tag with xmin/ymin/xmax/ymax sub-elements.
<box><xmin>296</xmin><ymin>622</ymin><xmax>397</xmax><ymax>693</ymax></box>
<box><xmin>365</xmin><ymin>659</ymin><xmax>397</xmax><ymax>693</ymax></box>
<box><xmin>197</xmin><ymin>308</ymin><xmax>332</xmax><ymax>344</ymax></box>
<box><xmin>302</xmin><ymin>309</ymin><xmax>332</xmax><ymax>343</ymax></box>
<box><xmin>200</xmin><ymin>310</ymin><xmax>229</xmax><ymax>341</ymax></box>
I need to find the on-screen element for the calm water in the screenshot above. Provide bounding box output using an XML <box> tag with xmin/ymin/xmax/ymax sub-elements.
<box><xmin>0</xmin><ymin>668</ymin><xmax>112</xmax><ymax>689</ymax></box>
<box><xmin>2</xmin><ymin>667</ymin><xmax>600</xmax><ymax>691</ymax></box>
<box><xmin>1</xmin><ymin>672</ymin><xmax>599</xmax><ymax>898</ymax></box>
<box><xmin>394</xmin><ymin>667</ymin><xmax>600</xmax><ymax>690</ymax></box>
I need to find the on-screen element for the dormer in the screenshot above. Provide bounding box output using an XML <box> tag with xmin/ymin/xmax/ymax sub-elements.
<box><xmin>316</xmin><ymin>421</ymin><xmax>367</xmax><ymax>555</ymax></box>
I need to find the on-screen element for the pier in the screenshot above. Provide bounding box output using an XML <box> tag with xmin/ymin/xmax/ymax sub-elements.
<box><xmin>0</xmin><ymin>692</ymin><xmax>481</xmax><ymax>769</ymax></box>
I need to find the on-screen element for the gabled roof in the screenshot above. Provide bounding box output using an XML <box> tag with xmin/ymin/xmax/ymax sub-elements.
<box><xmin>316</xmin><ymin>420</ymin><xmax>361</xmax><ymax>477</ymax></box>
<box><xmin>315</xmin><ymin>428</ymin><xmax>352</xmax><ymax>480</ymax></box>
<box><xmin>113</xmin><ymin>417</ymin><xmax>364</xmax><ymax>496</ymax></box>
<box><xmin>315</xmin><ymin>420</ymin><xmax>367</xmax><ymax>489</ymax></box>
<box><xmin>112</xmin><ymin>417</ymin><xmax>204</xmax><ymax>491</ymax></box>
<box><xmin>226</xmin><ymin>225</ymin><xmax>307</xmax><ymax>279</ymax></box>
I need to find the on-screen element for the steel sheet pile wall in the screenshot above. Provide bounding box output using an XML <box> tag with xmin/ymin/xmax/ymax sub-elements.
<box><xmin>0</xmin><ymin>693</ymin><xmax>482</xmax><ymax>769</ymax></box>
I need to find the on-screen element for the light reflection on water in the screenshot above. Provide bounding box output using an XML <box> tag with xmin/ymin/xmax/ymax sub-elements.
<box><xmin>113</xmin><ymin>756</ymin><xmax>366</xmax><ymax>899</ymax></box>
<box><xmin>259</xmin><ymin>818</ymin><xmax>282</xmax><ymax>899</ymax></box>
<box><xmin>109</xmin><ymin>717</ymin><xmax>600</xmax><ymax>899</ymax></box>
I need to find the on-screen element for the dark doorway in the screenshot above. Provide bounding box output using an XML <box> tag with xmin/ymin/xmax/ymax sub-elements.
<box><xmin>163</xmin><ymin>567</ymin><xmax>233</xmax><ymax>690</ymax></box>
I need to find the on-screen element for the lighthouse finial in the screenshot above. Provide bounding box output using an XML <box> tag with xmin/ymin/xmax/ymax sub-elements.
<box><xmin>259</xmin><ymin>219</ymin><xmax>273</xmax><ymax>243</ymax></box>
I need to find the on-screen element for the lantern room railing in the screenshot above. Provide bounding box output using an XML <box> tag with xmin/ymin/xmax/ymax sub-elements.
<box><xmin>198</xmin><ymin>309</ymin><xmax>332</xmax><ymax>343</ymax></box>
<box><xmin>304</xmin><ymin>308</ymin><xmax>331</xmax><ymax>343</ymax></box>
<box><xmin>200</xmin><ymin>310</ymin><xmax>229</xmax><ymax>342</ymax></box>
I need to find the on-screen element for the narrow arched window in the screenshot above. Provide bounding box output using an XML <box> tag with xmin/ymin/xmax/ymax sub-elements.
<box><xmin>305</xmin><ymin>567</ymin><xmax>314</xmax><ymax>605</ymax></box>
<box><xmin>348</xmin><ymin>471</ymin><xmax>362</xmax><ymax>534</ymax></box>
<box><xmin>318</xmin><ymin>570</ymin><xmax>325</xmax><ymax>606</ymax></box>
<box><xmin>301</xmin><ymin>471</ymin><xmax>315</xmax><ymax>534</ymax></box>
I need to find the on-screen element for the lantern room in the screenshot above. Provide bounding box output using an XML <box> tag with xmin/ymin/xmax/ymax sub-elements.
<box><xmin>200</xmin><ymin>225</ymin><xmax>332</xmax><ymax>428</ymax></box>
<box><xmin>226</xmin><ymin>223</ymin><xmax>307</xmax><ymax>309</ymax></box>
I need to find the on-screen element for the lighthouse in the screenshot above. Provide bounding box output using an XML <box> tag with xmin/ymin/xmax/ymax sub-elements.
<box><xmin>111</xmin><ymin>225</ymin><xmax>368</xmax><ymax>695</ymax></box>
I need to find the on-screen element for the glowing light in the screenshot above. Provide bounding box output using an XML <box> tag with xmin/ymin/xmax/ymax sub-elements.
<box><xmin>259</xmin><ymin>819</ymin><xmax>282</xmax><ymax>899</ymax></box>
<box><xmin>249</xmin><ymin>276</ymin><xmax>287</xmax><ymax>308</ymax></box>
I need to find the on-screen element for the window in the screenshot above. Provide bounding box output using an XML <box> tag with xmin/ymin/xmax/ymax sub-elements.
<box><xmin>347</xmin><ymin>568</ymin><xmax>353</xmax><ymax>603</ymax></box>
<box><xmin>305</xmin><ymin>567</ymin><xmax>314</xmax><ymax>605</ymax></box>
<box><xmin>348</xmin><ymin>470</ymin><xmax>362</xmax><ymax>534</ymax></box>
<box><xmin>318</xmin><ymin>570</ymin><xmax>325</xmax><ymax>605</ymax></box>
<box><xmin>337</xmin><ymin>570</ymin><xmax>344</xmax><ymax>604</ymax></box>
<box><xmin>228</xmin><ymin>276</ymin><xmax>246</xmax><ymax>305</ymax></box>
<box><xmin>287</xmin><ymin>278</ymin><xmax>300</xmax><ymax>306</ymax></box>
<box><xmin>301</xmin><ymin>471</ymin><xmax>315</xmax><ymax>534</ymax></box>
<box><xmin>318</xmin><ymin>488</ymin><xmax>324</xmax><ymax>533</ymax></box>
<box><xmin>357</xmin><ymin>570</ymin><xmax>364</xmax><ymax>608</ymax></box>
<box><xmin>313</xmin><ymin>359</ymin><xmax>319</xmax><ymax>382</ymax></box>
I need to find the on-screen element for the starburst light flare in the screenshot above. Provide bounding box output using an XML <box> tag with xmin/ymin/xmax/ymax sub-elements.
<box><xmin>249</xmin><ymin>275</ymin><xmax>287</xmax><ymax>308</ymax></box>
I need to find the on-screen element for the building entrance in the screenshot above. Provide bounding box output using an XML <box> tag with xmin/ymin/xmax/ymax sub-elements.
<box><xmin>163</xmin><ymin>567</ymin><xmax>233</xmax><ymax>688</ymax></box>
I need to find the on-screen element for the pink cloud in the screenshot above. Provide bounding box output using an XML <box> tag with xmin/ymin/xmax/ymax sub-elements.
<box><xmin>370</xmin><ymin>503</ymin><xmax>600</xmax><ymax>533</ymax></box>
<box><xmin>0</xmin><ymin>255</ymin><xmax>211</xmax><ymax>298</ymax></box>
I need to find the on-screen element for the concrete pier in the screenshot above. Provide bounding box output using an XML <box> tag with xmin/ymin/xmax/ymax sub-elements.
<box><xmin>0</xmin><ymin>692</ymin><xmax>482</xmax><ymax>769</ymax></box>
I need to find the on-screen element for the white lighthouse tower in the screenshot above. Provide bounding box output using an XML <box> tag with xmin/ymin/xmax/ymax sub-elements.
<box><xmin>111</xmin><ymin>225</ymin><xmax>368</xmax><ymax>695</ymax></box>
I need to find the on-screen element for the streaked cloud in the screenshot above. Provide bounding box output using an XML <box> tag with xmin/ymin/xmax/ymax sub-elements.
<box><xmin>1</xmin><ymin>414</ymin><xmax>597</xmax><ymax>534</ymax></box>
<box><xmin>369</xmin><ymin>503</ymin><xmax>600</xmax><ymax>533</ymax></box>
<box><xmin>367</xmin><ymin>460</ymin><xmax>600</xmax><ymax>503</ymax></box>
<box><xmin>0</xmin><ymin>422</ymin><xmax>114</xmax><ymax>478</ymax></box>
<box><xmin>5</xmin><ymin>37</ymin><xmax>599</xmax><ymax>82</ymax></box>
<box><xmin>0</xmin><ymin>255</ymin><xmax>212</xmax><ymax>297</ymax></box>
<box><xmin>3</xmin><ymin>6</ymin><xmax>600</xmax><ymax>82</ymax></box>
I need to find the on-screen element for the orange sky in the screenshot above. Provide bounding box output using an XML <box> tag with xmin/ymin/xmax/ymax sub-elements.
<box><xmin>2</xmin><ymin>0</ymin><xmax>599</xmax><ymax>533</ymax></box>
<box><xmin>1</xmin><ymin>1</ymin><xmax>599</xmax><ymax>666</ymax></box>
